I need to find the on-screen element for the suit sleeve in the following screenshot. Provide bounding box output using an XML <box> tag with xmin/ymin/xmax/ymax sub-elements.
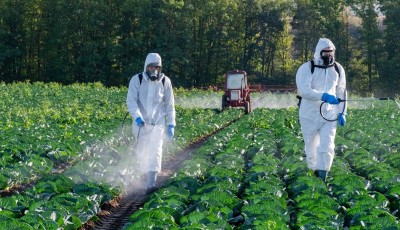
<box><xmin>126</xmin><ymin>74</ymin><xmax>143</xmax><ymax>120</ymax></box>
<box><xmin>296</xmin><ymin>62</ymin><xmax>324</xmax><ymax>101</ymax></box>
<box><xmin>336</xmin><ymin>64</ymin><xmax>347</xmax><ymax>115</ymax></box>
<box><xmin>163</xmin><ymin>77</ymin><xmax>176</xmax><ymax>126</ymax></box>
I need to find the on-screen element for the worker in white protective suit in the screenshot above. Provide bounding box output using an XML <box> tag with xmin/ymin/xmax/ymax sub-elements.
<box><xmin>127</xmin><ymin>53</ymin><xmax>176</xmax><ymax>193</ymax></box>
<box><xmin>295</xmin><ymin>38</ymin><xmax>347</xmax><ymax>182</ymax></box>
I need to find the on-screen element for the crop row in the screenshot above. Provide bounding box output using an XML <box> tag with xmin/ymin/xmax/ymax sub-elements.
<box><xmin>1</xmin><ymin>82</ymin><xmax>399</xmax><ymax>229</ymax></box>
<box><xmin>123</xmin><ymin>109</ymin><xmax>293</xmax><ymax>228</ymax></box>
<box><xmin>123</xmin><ymin>105</ymin><xmax>400</xmax><ymax>229</ymax></box>
<box><xmin>0</xmin><ymin>108</ymin><xmax>243</xmax><ymax>229</ymax></box>
<box><xmin>0</xmin><ymin>82</ymin><xmax>244</xmax><ymax>229</ymax></box>
<box><xmin>123</xmin><ymin>109</ymin><xmax>287</xmax><ymax>229</ymax></box>
<box><xmin>0</xmin><ymin>82</ymin><xmax>128</xmax><ymax>190</ymax></box>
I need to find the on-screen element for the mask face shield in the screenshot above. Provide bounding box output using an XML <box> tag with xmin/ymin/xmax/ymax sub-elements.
<box><xmin>146</xmin><ymin>63</ymin><xmax>161</xmax><ymax>81</ymax></box>
<box><xmin>320</xmin><ymin>49</ymin><xmax>335</xmax><ymax>66</ymax></box>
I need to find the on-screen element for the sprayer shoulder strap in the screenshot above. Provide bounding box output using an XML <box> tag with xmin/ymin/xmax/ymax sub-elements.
<box><xmin>310</xmin><ymin>60</ymin><xmax>340</xmax><ymax>77</ymax></box>
<box><xmin>138</xmin><ymin>73</ymin><xmax>165</xmax><ymax>86</ymax></box>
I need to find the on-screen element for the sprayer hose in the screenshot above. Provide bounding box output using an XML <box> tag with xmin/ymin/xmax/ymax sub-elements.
<box><xmin>320</xmin><ymin>100</ymin><xmax>346</xmax><ymax>122</ymax></box>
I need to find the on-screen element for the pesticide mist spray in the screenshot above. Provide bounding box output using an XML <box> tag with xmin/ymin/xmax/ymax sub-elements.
<box><xmin>62</xmin><ymin>126</ymin><xmax>143</xmax><ymax>193</ymax></box>
<box><xmin>175</xmin><ymin>91</ymin><xmax>299</xmax><ymax>109</ymax></box>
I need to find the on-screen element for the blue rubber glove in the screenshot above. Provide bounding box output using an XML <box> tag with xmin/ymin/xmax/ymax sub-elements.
<box><xmin>322</xmin><ymin>93</ymin><xmax>340</xmax><ymax>105</ymax></box>
<box><xmin>135</xmin><ymin>117</ymin><xmax>145</xmax><ymax>127</ymax></box>
<box><xmin>338</xmin><ymin>113</ymin><xmax>346</xmax><ymax>127</ymax></box>
<box><xmin>167</xmin><ymin>125</ymin><xmax>174</xmax><ymax>140</ymax></box>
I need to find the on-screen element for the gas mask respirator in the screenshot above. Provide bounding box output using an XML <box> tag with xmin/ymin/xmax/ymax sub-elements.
<box><xmin>147</xmin><ymin>69</ymin><xmax>159</xmax><ymax>81</ymax></box>
<box><xmin>146</xmin><ymin>65</ymin><xmax>161</xmax><ymax>81</ymax></box>
<box><xmin>320</xmin><ymin>50</ymin><xmax>334</xmax><ymax>66</ymax></box>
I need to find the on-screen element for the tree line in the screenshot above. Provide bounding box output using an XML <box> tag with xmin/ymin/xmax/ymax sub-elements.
<box><xmin>0</xmin><ymin>0</ymin><xmax>399</xmax><ymax>96</ymax></box>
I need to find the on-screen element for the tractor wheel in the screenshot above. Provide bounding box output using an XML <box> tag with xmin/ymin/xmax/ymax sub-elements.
<box><xmin>246</xmin><ymin>94</ymin><xmax>252</xmax><ymax>113</ymax></box>
<box><xmin>221</xmin><ymin>95</ymin><xmax>228</xmax><ymax>110</ymax></box>
<box><xmin>244</xmin><ymin>101</ymin><xmax>250</xmax><ymax>114</ymax></box>
<box><xmin>248</xmin><ymin>99</ymin><xmax>252</xmax><ymax>113</ymax></box>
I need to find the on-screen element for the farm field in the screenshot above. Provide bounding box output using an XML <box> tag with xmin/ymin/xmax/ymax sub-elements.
<box><xmin>0</xmin><ymin>82</ymin><xmax>400</xmax><ymax>229</ymax></box>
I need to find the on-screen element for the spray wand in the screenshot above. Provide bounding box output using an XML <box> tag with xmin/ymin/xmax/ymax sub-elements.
<box><xmin>120</xmin><ymin>111</ymin><xmax>145</xmax><ymax>149</ymax></box>
<box><xmin>338</xmin><ymin>97</ymin><xmax>395</xmax><ymax>102</ymax></box>
<box><xmin>121</xmin><ymin>111</ymin><xmax>130</xmax><ymax>130</ymax></box>
<box><xmin>320</xmin><ymin>96</ymin><xmax>398</xmax><ymax>122</ymax></box>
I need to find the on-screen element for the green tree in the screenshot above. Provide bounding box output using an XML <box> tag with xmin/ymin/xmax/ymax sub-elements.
<box><xmin>240</xmin><ymin>0</ymin><xmax>294</xmax><ymax>84</ymax></box>
<box><xmin>351</xmin><ymin>0</ymin><xmax>384</xmax><ymax>94</ymax></box>
<box><xmin>292</xmin><ymin>0</ymin><xmax>347</xmax><ymax>62</ymax></box>
<box><xmin>316</xmin><ymin>0</ymin><xmax>348</xmax><ymax>64</ymax></box>
<box><xmin>291</xmin><ymin>0</ymin><xmax>322</xmax><ymax>62</ymax></box>
<box><xmin>0</xmin><ymin>0</ymin><xmax>398</xmax><ymax>95</ymax></box>
<box><xmin>379</xmin><ymin>0</ymin><xmax>400</xmax><ymax>96</ymax></box>
<box><xmin>0</xmin><ymin>0</ymin><xmax>27</xmax><ymax>82</ymax></box>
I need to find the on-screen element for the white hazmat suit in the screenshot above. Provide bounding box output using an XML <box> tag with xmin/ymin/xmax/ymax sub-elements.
<box><xmin>296</xmin><ymin>38</ymin><xmax>346</xmax><ymax>180</ymax></box>
<box><xmin>126</xmin><ymin>53</ymin><xmax>176</xmax><ymax>190</ymax></box>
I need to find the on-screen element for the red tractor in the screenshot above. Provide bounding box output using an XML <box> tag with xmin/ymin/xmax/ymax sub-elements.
<box><xmin>221</xmin><ymin>70</ymin><xmax>252</xmax><ymax>114</ymax></box>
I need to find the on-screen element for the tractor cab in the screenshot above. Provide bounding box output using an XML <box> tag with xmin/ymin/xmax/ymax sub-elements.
<box><xmin>221</xmin><ymin>70</ymin><xmax>252</xmax><ymax>113</ymax></box>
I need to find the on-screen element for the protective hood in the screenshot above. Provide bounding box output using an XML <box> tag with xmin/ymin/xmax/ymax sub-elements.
<box><xmin>313</xmin><ymin>38</ymin><xmax>336</xmax><ymax>60</ymax></box>
<box><xmin>144</xmin><ymin>53</ymin><xmax>162</xmax><ymax>72</ymax></box>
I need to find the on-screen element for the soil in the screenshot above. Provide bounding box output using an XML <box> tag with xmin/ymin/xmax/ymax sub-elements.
<box><xmin>81</xmin><ymin>117</ymin><xmax>241</xmax><ymax>230</ymax></box>
<box><xmin>80</xmin><ymin>137</ymin><xmax>207</xmax><ymax>230</ymax></box>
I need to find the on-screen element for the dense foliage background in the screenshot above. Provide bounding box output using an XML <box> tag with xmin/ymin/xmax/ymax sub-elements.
<box><xmin>1</xmin><ymin>0</ymin><xmax>399</xmax><ymax>96</ymax></box>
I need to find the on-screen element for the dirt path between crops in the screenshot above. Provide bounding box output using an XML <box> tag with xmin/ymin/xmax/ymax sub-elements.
<box><xmin>81</xmin><ymin>117</ymin><xmax>241</xmax><ymax>230</ymax></box>
<box><xmin>81</xmin><ymin>141</ymin><xmax>202</xmax><ymax>230</ymax></box>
